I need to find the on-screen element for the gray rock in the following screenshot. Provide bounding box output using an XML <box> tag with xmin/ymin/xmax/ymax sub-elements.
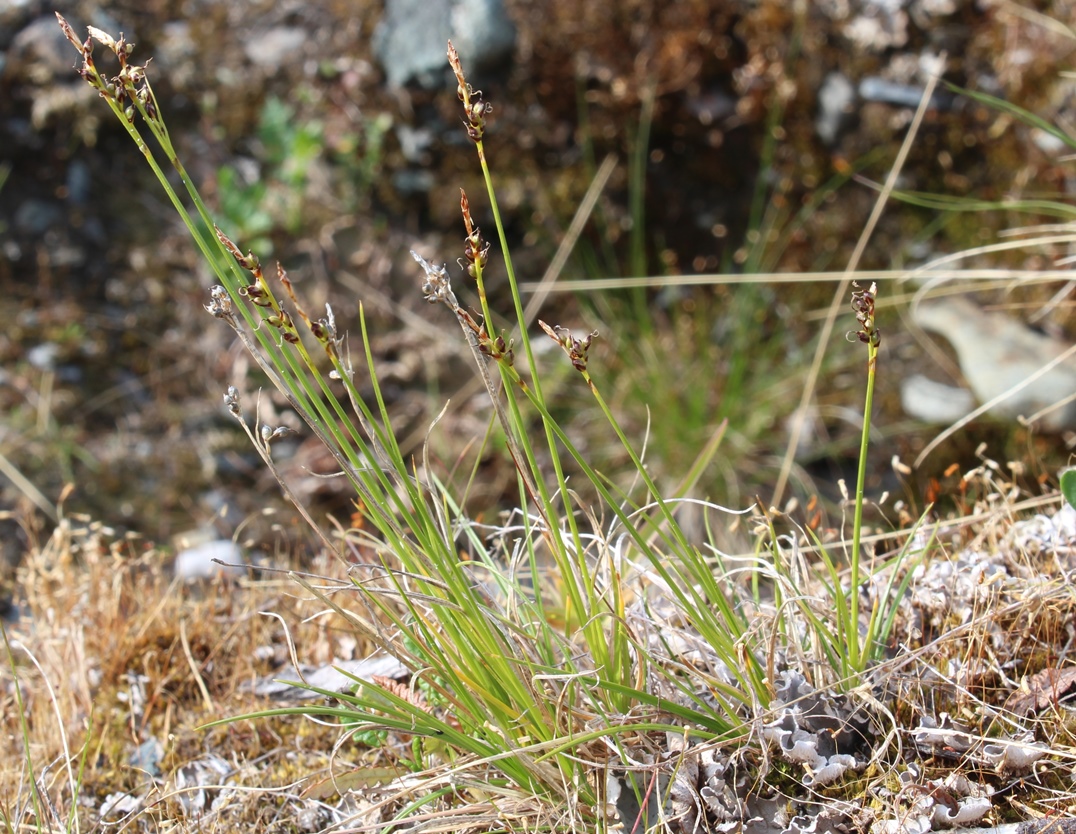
<box><xmin>26</xmin><ymin>341</ymin><xmax>59</xmax><ymax>370</ymax></box>
<box><xmin>14</xmin><ymin>198</ymin><xmax>62</xmax><ymax>235</ymax></box>
<box><xmin>858</xmin><ymin>76</ymin><xmax>951</xmax><ymax>109</ymax></box>
<box><xmin>392</xmin><ymin>168</ymin><xmax>435</xmax><ymax>195</ymax></box>
<box><xmin>155</xmin><ymin>20</ymin><xmax>197</xmax><ymax>87</ymax></box>
<box><xmin>174</xmin><ymin>539</ymin><xmax>247</xmax><ymax>580</ymax></box>
<box><xmin>65</xmin><ymin>158</ymin><xmax>91</xmax><ymax>206</ymax></box>
<box><xmin>816</xmin><ymin>72</ymin><xmax>855</xmax><ymax>145</ymax></box>
<box><xmin>254</xmin><ymin>653</ymin><xmax>409</xmax><ymax>699</ymax></box>
<box><xmin>128</xmin><ymin>737</ymin><xmax>163</xmax><ymax>777</ymax></box>
<box><xmin>244</xmin><ymin>26</ymin><xmax>306</xmax><ymax>71</ymax></box>
<box><xmin>396</xmin><ymin>123</ymin><xmax>434</xmax><ymax>164</ymax></box>
<box><xmin>913</xmin><ymin>0</ymin><xmax>959</xmax><ymax>17</ymax></box>
<box><xmin>914</xmin><ymin>296</ymin><xmax>1076</xmax><ymax>431</ymax></box>
<box><xmin>374</xmin><ymin>0</ymin><xmax>515</xmax><ymax>89</ymax></box>
<box><xmin>842</xmin><ymin>2</ymin><xmax>909</xmax><ymax>52</ymax></box>
<box><xmin>4</xmin><ymin>14</ymin><xmax>68</xmax><ymax>83</ymax></box>
<box><xmin>0</xmin><ymin>0</ymin><xmax>39</xmax><ymax>40</ymax></box>
<box><xmin>900</xmin><ymin>373</ymin><xmax>977</xmax><ymax>424</ymax></box>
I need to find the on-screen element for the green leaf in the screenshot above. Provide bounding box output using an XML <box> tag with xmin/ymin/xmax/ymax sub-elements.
<box><xmin>1061</xmin><ymin>468</ymin><xmax>1076</xmax><ymax>511</ymax></box>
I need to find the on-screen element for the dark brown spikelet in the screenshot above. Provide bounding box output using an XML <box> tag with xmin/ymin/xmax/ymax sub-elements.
<box><xmin>850</xmin><ymin>281</ymin><xmax>880</xmax><ymax>348</ymax></box>
<box><xmin>447</xmin><ymin>40</ymin><xmax>492</xmax><ymax>142</ymax></box>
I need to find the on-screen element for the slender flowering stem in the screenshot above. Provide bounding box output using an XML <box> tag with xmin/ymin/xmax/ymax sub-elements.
<box><xmin>447</xmin><ymin>42</ymin><xmax>540</xmax><ymax>399</ymax></box>
<box><xmin>446</xmin><ymin>42</ymin><xmax>592</xmax><ymax>608</ymax></box>
<box><xmin>848</xmin><ymin>282</ymin><xmax>881</xmax><ymax>673</ymax></box>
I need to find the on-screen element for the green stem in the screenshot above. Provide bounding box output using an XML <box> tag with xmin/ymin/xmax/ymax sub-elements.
<box><xmin>471</xmin><ymin>142</ymin><xmax>593</xmax><ymax>621</ymax></box>
<box><xmin>475</xmin><ymin>145</ymin><xmax>541</xmax><ymax>396</ymax></box>
<box><xmin>849</xmin><ymin>340</ymin><xmax>878</xmax><ymax>672</ymax></box>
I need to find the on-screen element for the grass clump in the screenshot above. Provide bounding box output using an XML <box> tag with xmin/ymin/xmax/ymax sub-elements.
<box><xmin>30</xmin><ymin>12</ymin><xmax>1076</xmax><ymax>833</ymax></box>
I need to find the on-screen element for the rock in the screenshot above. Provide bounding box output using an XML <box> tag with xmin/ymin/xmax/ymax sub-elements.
<box><xmin>13</xmin><ymin>198</ymin><xmax>62</xmax><ymax>235</ymax></box>
<box><xmin>253</xmin><ymin>653</ymin><xmax>410</xmax><ymax>700</ymax></box>
<box><xmin>26</xmin><ymin>341</ymin><xmax>58</xmax><ymax>370</ymax></box>
<box><xmin>391</xmin><ymin>167</ymin><xmax>435</xmax><ymax>195</ymax></box>
<box><xmin>373</xmin><ymin>0</ymin><xmax>516</xmax><ymax>89</ymax></box>
<box><xmin>4</xmin><ymin>14</ymin><xmax>71</xmax><ymax>84</ymax></box>
<box><xmin>154</xmin><ymin>20</ymin><xmax>197</xmax><ymax>88</ymax></box>
<box><xmin>100</xmin><ymin>791</ymin><xmax>141</xmax><ymax>818</ymax></box>
<box><xmin>913</xmin><ymin>0</ymin><xmax>959</xmax><ymax>17</ymax></box>
<box><xmin>858</xmin><ymin>76</ymin><xmax>952</xmax><ymax>110</ymax></box>
<box><xmin>65</xmin><ymin>158</ymin><xmax>91</xmax><ymax>206</ymax></box>
<box><xmin>842</xmin><ymin>2</ymin><xmax>909</xmax><ymax>52</ymax></box>
<box><xmin>244</xmin><ymin>26</ymin><xmax>306</xmax><ymax>71</ymax></box>
<box><xmin>901</xmin><ymin>373</ymin><xmax>977</xmax><ymax>424</ymax></box>
<box><xmin>0</xmin><ymin>0</ymin><xmax>41</xmax><ymax>50</ymax></box>
<box><xmin>816</xmin><ymin>72</ymin><xmax>855</xmax><ymax>145</ymax></box>
<box><xmin>913</xmin><ymin>296</ymin><xmax>1076</xmax><ymax>431</ymax></box>
<box><xmin>1032</xmin><ymin>127</ymin><xmax>1069</xmax><ymax>156</ymax></box>
<box><xmin>395</xmin><ymin>123</ymin><xmax>434</xmax><ymax>164</ymax></box>
<box><xmin>128</xmin><ymin>737</ymin><xmax>163</xmax><ymax>777</ymax></box>
<box><xmin>173</xmin><ymin>538</ymin><xmax>247</xmax><ymax>580</ymax></box>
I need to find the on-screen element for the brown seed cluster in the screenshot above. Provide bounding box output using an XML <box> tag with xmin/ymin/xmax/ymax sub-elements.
<box><xmin>410</xmin><ymin>249</ymin><xmax>513</xmax><ymax>366</ymax></box>
<box><xmin>57</xmin><ymin>13</ymin><xmax>157</xmax><ymax>124</ymax></box>
<box><xmin>215</xmin><ymin>227</ymin><xmax>341</xmax><ymax>360</ymax></box>
<box><xmin>851</xmin><ymin>281</ymin><xmax>880</xmax><ymax>348</ymax></box>
<box><xmin>448</xmin><ymin>40</ymin><xmax>492</xmax><ymax>143</ymax></box>
<box><xmin>460</xmin><ymin>190</ymin><xmax>491</xmax><ymax>280</ymax></box>
<box><xmin>539</xmin><ymin>322</ymin><xmax>598</xmax><ymax>374</ymax></box>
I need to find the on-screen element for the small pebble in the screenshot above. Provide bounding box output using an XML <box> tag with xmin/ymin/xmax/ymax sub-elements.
<box><xmin>174</xmin><ymin>539</ymin><xmax>246</xmax><ymax>580</ymax></box>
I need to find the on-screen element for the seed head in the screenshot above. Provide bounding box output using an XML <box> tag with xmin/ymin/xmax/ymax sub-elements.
<box><xmin>460</xmin><ymin>189</ymin><xmax>491</xmax><ymax>279</ymax></box>
<box><xmin>447</xmin><ymin>40</ymin><xmax>492</xmax><ymax>142</ymax></box>
<box><xmin>260</xmin><ymin>424</ymin><xmax>296</xmax><ymax>448</ymax></box>
<box><xmin>223</xmin><ymin>386</ymin><xmax>242</xmax><ymax>417</ymax></box>
<box><xmin>850</xmin><ymin>282</ymin><xmax>880</xmax><ymax>348</ymax></box>
<box><xmin>477</xmin><ymin>329</ymin><xmax>513</xmax><ymax>365</ymax></box>
<box><xmin>539</xmin><ymin>321</ymin><xmax>598</xmax><ymax>373</ymax></box>
<box><xmin>205</xmin><ymin>285</ymin><xmax>235</xmax><ymax>322</ymax></box>
<box><xmin>411</xmin><ymin>250</ymin><xmax>456</xmax><ymax>307</ymax></box>
<box><xmin>216</xmin><ymin>227</ymin><xmax>260</xmax><ymax>272</ymax></box>
<box><xmin>240</xmin><ymin>284</ymin><xmax>274</xmax><ymax>307</ymax></box>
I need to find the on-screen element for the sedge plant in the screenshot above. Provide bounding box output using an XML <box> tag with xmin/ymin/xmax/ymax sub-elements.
<box><xmin>53</xmin><ymin>16</ymin><xmax>926</xmax><ymax>825</ymax></box>
<box><xmin>55</xmin><ymin>16</ymin><xmax>765</xmax><ymax>811</ymax></box>
<box><xmin>755</xmin><ymin>282</ymin><xmax>925</xmax><ymax>691</ymax></box>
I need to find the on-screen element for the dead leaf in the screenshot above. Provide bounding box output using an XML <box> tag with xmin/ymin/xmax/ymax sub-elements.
<box><xmin>1005</xmin><ymin>666</ymin><xmax>1076</xmax><ymax>716</ymax></box>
